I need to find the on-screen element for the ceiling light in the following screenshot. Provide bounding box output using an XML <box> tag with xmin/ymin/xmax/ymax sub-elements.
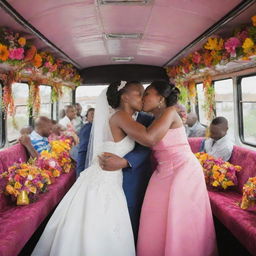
<box><xmin>112</xmin><ymin>57</ymin><xmax>134</xmax><ymax>62</ymax></box>
<box><xmin>105</xmin><ymin>33</ymin><xmax>142</xmax><ymax>39</ymax></box>
<box><xmin>99</xmin><ymin>0</ymin><xmax>150</xmax><ymax>5</ymax></box>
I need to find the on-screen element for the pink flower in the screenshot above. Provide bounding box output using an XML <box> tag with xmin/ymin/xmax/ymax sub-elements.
<box><xmin>9</xmin><ymin>48</ymin><xmax>24</xmax><ymax>60</ymax></box>
<box><xmin>224</xmin><ymin>37</ymin><xmax>241</xmax><ymax>57</ymax></box>
<box><xmin>192</xmin><ymin>52</ymin><xmax>201</xmax><ymax>64</ymax></box>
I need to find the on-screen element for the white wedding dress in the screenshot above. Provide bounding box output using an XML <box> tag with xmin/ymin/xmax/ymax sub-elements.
<box><xmin>32</xmin><ymin>136</ymin><xmax>135</xmax><ymax>256</ymax></box>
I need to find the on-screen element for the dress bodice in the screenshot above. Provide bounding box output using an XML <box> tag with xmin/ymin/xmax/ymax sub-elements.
<box><xmin>152</xmin><ymin>127</ymin><xmax>192</xmax><ymax>163</ymax></box>
<box><xmin>102</xmin><ymin>136</ymin><xmax>135</xmax><ymax>158</ymax></box>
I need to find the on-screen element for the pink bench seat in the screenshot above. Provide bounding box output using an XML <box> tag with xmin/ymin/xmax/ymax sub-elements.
<box><xmin>188</xmin><ymin>138</ymin><xmax>256</xmax><ymax>256</ymax></box>
<box><xmin>0</xmin><ymin>144</ymin><xmax>76</xmax><ymax>256</ymax></box>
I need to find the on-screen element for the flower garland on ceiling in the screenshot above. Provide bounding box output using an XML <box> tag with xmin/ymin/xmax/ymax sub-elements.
<box><xmin>166</xmin><ymin>15</ymin><xmax>256</xmax><ymax>121</ymax></box>
<box><xmin>0</xmin><ymin>27</ymin><xmax>82</xmax><ymax>117</ymax></box>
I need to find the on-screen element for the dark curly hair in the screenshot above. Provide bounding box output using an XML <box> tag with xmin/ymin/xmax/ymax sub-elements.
<box><xmin>106</xmin><ymin>81</ymin><xmax>141</xmax><ymax>108</ymax></box>
<box><xmin>148</xmin><ymin>80</ymin><xmax>180</xmax><ymax>107</ymax></box>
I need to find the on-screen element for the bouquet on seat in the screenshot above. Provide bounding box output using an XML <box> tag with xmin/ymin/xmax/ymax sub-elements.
<box><xmin>240</xmin><ymin>177</ymin><xmax>256</xmax><ymax>210</ymax></box>
<box><xmin>1</xmin><ymin>161</ymin><xmax>49</xmax><ymax>205</ymax></box>
<box><xmin>195</xmin><ymin>152</ymin><xmax>241</xmax><ymax>190</ymax></box>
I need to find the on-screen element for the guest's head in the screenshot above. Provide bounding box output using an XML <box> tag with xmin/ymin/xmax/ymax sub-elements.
<box><xmin>107</xmin><ymin>81</ymin><xmax>144</xmax><ymax>112</ymax></box>
<box><xmin>74</xmin><ymin>103</ymin><xmax>82</xmax><ymax>116</ymax></box>
<box><xmin>142</xmin><ymin>80</ymin><xmax>180</xmax><ymax>113</ymax></box>
<box><xmin>186</xmin><ymin>112</ymin><xmax>198</xmax><ymax>127</ymax></box>
<box><xmin>65</xmin><ymin>105</ymin><xmax>77</xmax><ymax>121</ymax></box>
<box><xmin>34</xmin><ymin>116</ymin><xmax>53</xmax><ymax>137</ymax></box>
<box><xmin>51</xmin><ymin>120</ymin><xmax>64</xmax><ymax>136</ymax></box>
<box><xmin>20</xmin><ymin>126</ymin><xmax>33</xmax><ymax>135</ymax></box>
<box><xmin>175</xmin><ymin>104</ymin><xmax>187</xmax><ymax>124</ymax></box>
<box><xmin>209</xmin><ymin>116</ymin><xmax>228</xmax><ymax>141</ymax></box>
<box><xmin>86</xmin><ymin>108</ymin><xmax>95</xmax><ymax>123</ymax></box>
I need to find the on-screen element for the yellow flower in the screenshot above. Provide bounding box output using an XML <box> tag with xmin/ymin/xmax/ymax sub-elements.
<box><xmin>0</xmin><ymin>44</ymin><xmax>9</xmax><ymax>61</ymax></box>
<box><xmin>18</xmin><ymin>37</ymin><xmax>26</xmax><ymax>47</ymax></box>
<box><xmin>53</xmin><ymin>169</ymin><xmax>60</xmax><ymax>177</ymax></box>
<box><xmin>204</xmin><ymin>37</ymin><xmax>224</xmax><ymax>51</ymax></box>
<box><xmin>218</xmin><ymin>174</ymin><xmax>225</xmax><ymax>182</ymax></box>
<box><xmin>14</xmin><ymin>182</ymin><xmax>22</xmax><ymax>190</ymax></box>
<box><xmin>252</xmin><ymin>15</ymin><xmax>256</xmax><ymax>26</ymax></box>
<box><xmin>226</xmin><ymin>180</ymin><xmax>234</xmax><ymax>187</ymax></box>
<box><xmin>33</xmin><ymin>54</ymin><xmax>42</xmax><ymax>68</ymax></box>
<box><xmin>6</xmin><ymin>184</ymin><xmax>16</xmax><ymax>195</ymax></box>
<box><xmin>213</xmin><ymin>171</ymin><xmax>220</xmax><ymax>179</ymax></box>
<box><xmin>242</xmin><ymin>38</ymin><xmax>254</xmax><ymax>53</ymax></box>
<box><xmin>212</xmin><ymin>181</ymin><xmax>219</xmax><ymax>187</ymax></box>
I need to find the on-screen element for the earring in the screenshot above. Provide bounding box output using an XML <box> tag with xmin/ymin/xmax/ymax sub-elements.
<box><xmin>158</xmin><ymin>100</ymin><xmax>162</xmax><ymax>109</ymax></box>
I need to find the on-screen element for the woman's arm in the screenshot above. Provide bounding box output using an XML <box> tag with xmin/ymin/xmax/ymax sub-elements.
<box><xmin>113</xmin><ymin>107</ymin><xmax>179</xmax><ymax>147</ymax></box>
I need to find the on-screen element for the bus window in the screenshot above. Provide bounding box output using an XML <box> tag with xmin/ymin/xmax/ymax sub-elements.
<box><xmin>39</xmin><ymin>85</ymin><xmax>52</xmax><ymax>118</ymax></box>
<box><xmin>59</xmin><ymin>87</ymin><xmax>73</xmax><ymax>118</ymax></box>
<box><xmin>75</xmin><ymin>85</ymin><xmax>107</xmax><ymax>116</ymax></box>
<box><xmin>7</xmin><ymin>83</ymin><xmax>29</xmax><ymax>142</ymax></box>
<box><xmin>196</xmin><ymin>83</ymin><xmax>208</xmax><ymax>125</ymax></box>
<box><xmin>214</xmin><ymin>79</ymin><xmax>234</xmax><ymax>137</ymax></box>
<box><xmin>239</xmin><ymin>76</ymin><xmax>256</xmax><ymax>146</ymax></box>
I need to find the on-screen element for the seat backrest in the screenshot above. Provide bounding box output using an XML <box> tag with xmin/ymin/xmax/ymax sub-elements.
<box><xmin>0</xmin><ymin>144</ymin><xmax>28</xmax><ymax>210</ymax></box>
<box><xmin>188</xmin><ymin>137</ymin><xmax>204</xmax><ymax>153</ymax></box>
<box><xmin>229</xmin><ymin>146</ymin><xmax>256</xmax><ymax>194</ymax></box>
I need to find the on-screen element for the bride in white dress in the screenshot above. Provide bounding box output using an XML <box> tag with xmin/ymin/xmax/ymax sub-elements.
<box><xmin>32</xmin><ymin>82</ymin><xmax>136</xmax><ymax>256</ymax></box>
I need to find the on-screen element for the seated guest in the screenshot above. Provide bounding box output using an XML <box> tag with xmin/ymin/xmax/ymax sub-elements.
<box><xmin>59</xmin><ymin>105</ymin><xmax>77</xmax><ymax>130</ymax></box>
<box><xmin>20</xmin><ymin>126</ymin><xmax>33</xmax><ymax>135</ymax></box>
<box><xmin>201</xmin><ymin>116</ymin><xmax>233</xmax><ymax>162</ymax></box>
<box><xmin>19</xmin><ymin>116</ymin><xmax>53</xmax><ymax>158</ymax></box>
<box><xmin>48</xmin><ymin>120</ymin><xmax>65</xmax><ymax>141</ymax></box>
<box><xmin>76</xmin><ymin>108</ymin><xmax>94</xmax><ymax>177</ymax></box>
<box><xmin>72</xmin><ymin>103</ymin><xmax>84</xmax><ymax>133</ymax></box>
<box><xmin>175</xmin><ymin>103</ymin><xmax>189</xmax><ymax>135</ymax></box>
<box><xmin>186</xmin><ymin>112</ymin><xmax>206</xmax><ymax>137</ymax></box>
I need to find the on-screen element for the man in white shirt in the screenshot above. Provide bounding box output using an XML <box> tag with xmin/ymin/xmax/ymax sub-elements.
<box><xmin>187</xmin><ymin>112</ymin><xmax>206</xmax><ymax>137</ymax></box>
<box><xmin>72</xmin><ymin>103</ymin><xmax>84</xmax><ymax>133</ymax></box>
<box><xmin>202</xmin><ymin>116</ymin><xmax>233</xmax><ymax>162</ymax></box>
<box><xmin>59</xmin><ymin>105</ymin><xmax>77</xmax><ymax>130</ymax></box>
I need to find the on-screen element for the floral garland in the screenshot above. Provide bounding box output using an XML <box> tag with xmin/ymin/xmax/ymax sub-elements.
<box><xmin>202</xmin><ymin>76</ymin><xmax>215</xmax><ymax>121</ymax></box>
<box><xmin>240</xmin><ymin>177</ymin><xmax>256</xmax><ymax>210</ymax></box>
<box><xmin>195</xmin><ymin>152</ymin><xmax>241</xmax><ymax>190</ymax></box>
<box><xmin>166</xmin><ymin>15</ymin><xmax>256</xmax><ymax>80</ymax></box>
<box><xmin>0</xmin><ymin>27</ymin><xmax>81</xmax><ymax>85</ymax></box>
<box><xmin>28</xmin><ymin>81</ymin><xmax>41</xmax><ymax>117</ymax></box>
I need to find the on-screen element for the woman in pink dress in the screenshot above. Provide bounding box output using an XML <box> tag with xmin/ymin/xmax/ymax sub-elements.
<box><xmin>135</xmin><ymin>81</ymin><xmax>217</xmax><ymax>256</ymax></box>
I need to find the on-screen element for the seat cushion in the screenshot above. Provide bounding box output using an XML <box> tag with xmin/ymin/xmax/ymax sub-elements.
<box><xmin>0</xmin><ymin>169</ymin><xmax>76</xmax><ymax>256</ymax></box>
<box><xmin>209</xmin><ymin>190</ymin><xmax>256</xmax><ymax>256</ymax></box>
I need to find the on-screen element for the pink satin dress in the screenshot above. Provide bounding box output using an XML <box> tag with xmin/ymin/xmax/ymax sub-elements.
<box><xmin>137</xmin><ymin>127</ymin><xmax>218</xmax><ymax>256</ymax></box>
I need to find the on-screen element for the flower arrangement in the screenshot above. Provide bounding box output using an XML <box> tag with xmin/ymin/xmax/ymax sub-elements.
<box><xmin>1</xmin><ymin>161</ymin><xmax>49</xmax><ymax>205</ymax></box>
<box><xmin>195</xmin><ymin>152</ymin><xmax>241</xmax><ymax>190</ymax></box>
<box><xmin>166</xmin><ymin>15</ymin><xmax>256</xmax><ymax>80</ymax></box>
<box><xmin>240</xmin><ymin>177</ymin><xmax>256</xmax><ymax>210</ymax></box>
<box><xmin>50</xmin><ymin>139</ymin><xmax>73</xmax><ymax>173</ymax></box>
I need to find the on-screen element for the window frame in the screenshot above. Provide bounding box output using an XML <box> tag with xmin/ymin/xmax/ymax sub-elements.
<box><xmin>0</xmin><ymin>81</ymin><xmax>5</xmax><ymax>148</ymax></box>
<box><xmin>237</xmin><ymin>73</ymin><xmax>256</xmax><ymax>147</ymax></box>
<box><xmin>8</xmin><ymin>82</ymin><xmax>30</xmax><ymax>143</ymax></box>
<box><xmin>39</xmin><ymin>84</ymin><xmax>53</xmax><ymax>119</ymax></box>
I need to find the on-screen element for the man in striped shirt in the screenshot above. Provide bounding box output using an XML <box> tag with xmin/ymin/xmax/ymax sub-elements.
<box><xmin>19</xmin><ymin>116</ymin><xmax>52</xmax><ymax>158</ymax></box>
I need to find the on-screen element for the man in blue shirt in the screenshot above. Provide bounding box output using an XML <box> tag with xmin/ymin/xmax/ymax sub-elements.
<box><xmin>19</xmin><ymin>116</ymin><xmax>53</xmax><ymax>158</ymax></box>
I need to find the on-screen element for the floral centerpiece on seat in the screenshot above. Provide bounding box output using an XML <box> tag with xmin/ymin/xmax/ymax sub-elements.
<box><xmin>240</xmin><ymin>177</ymin><xmax>256</xmax><ymax>210</ymax></box>
<box><xmin>1</xmin><ymin>161</ymin><xmax>49</xmax><ymax>205</ymax></box>
<box><xmin>195</xmin><ymin>152</ymin><xmax>241</xmax><ymax>190</ymax></box>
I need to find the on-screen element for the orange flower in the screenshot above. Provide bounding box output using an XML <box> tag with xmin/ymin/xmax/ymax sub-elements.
<box><xmin>33</xmin><ymin>54</ymin><xmax>42</xmax><ymax>68</ymax></box>
<box><xmin>24</xmin><ymin>45</ymin><xmax>37</xmax><ymax>61</ymax></box>
<box><xmin>0</xmin><ymin>44</ymin><xmax>9</xmax><ymax>61</ymax></box>
<box><xmin>251</xmin><ymin>15</ymin><xmax>256</xmax><ymax>26</ymax></box>
<box><xmin>18</xmin><ymin>37</ymin><xmax>26</xmax><ymax>47</ymax></box>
